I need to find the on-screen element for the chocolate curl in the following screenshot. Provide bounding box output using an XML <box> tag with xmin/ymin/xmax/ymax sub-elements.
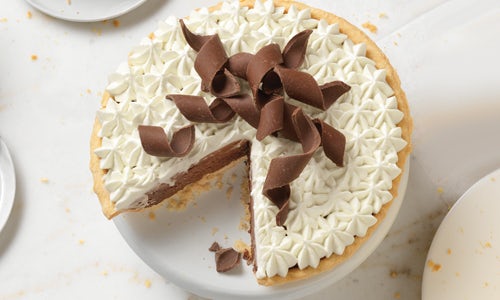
<box><xmin>179</xmin><ymin>19</ymin><xmax>213</xmax><ymax>52</ymax></box>
<box><xmin>180</xmin><ymin>20</ymin><xmax>240</xmax><ymax>97</ymax></box>
<box><xmin>256</xmin><ymin>95</ymin><xmax>284</xmax><ymax>141</ymax></box>
<box><xmin>282</xmin><ymin>29</ymin><xmax>313</xmax><ymax>69</ymax></box>
<box><xmin>246</xmin><ymin>44</ymin><xmax>283</xmax><ymax>105</ymax></box>
<box><xmin>222</xmin><ymin>94</ymin><xmax>261</xmax><ymax>129</ymax></box>
<box><xmin>274</xmin><ymin>66</ymin><xmax>350</xmax><ymax>110</ymax></box>
<box><xmin>166</xmin><ymin>94</ymin><xmax>235</xmax><ymax>123</ymax></box>
<box><xmin>313</xmin><ymin>119</ymin><xmax>346</xmax><ymax>166</ymax></box>
<box><xmin>263</xmin><ymin>108</ymin><xmax>321</xmax><ymax>226</ymax></box>
<box><xmin>228</xmin><ymin>52</ymin><xmax>253</xmax><ymax>79</ymax></box>
<box><xmin>138</xmin><ymin>125</ymin><xmax>195</xmax><ymax>157</ymax></box>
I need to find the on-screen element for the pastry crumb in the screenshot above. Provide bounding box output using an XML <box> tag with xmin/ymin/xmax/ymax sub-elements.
<box><xmin>226</xmin><ymin>186</ymin><xmax>233</xmax><ymax>200</ymax></box>
<box><xmin>112</xmin><ymin>20</ymin><xmax>120</xmax><ymax>28</ymax></box>
<box><xmin>455</xmin><ymin>272</ymin><xmax>460</xmax><ymax>277</ymax></box>
<box><xmin>378</xmin><ymin>12</ymin><xmax>388</xmax><ymax>19</ymax></box>
<box><xmin>446</xmin><ymin>248</ymin><xmax>452</xmax><ymax>255</ymax></box>
<box><xmin>144</xmin><ymin>279</ymin><xmax>152</xmax><ymax>288</ymax></box>
<box><xmin>102</xmin><ymin>270</ymin><xmax>108</xmax><ymax>276</ymax></box>
<box><xmin>40</xmin><ymin>177</ymin><xmax>49</xmax><ymax>183</ymax></box>
<box><xmin>92</xmin><ymin>28</ymin><xmax>102</xmax><ymax>36</ymax></box>
<box><xmin>31</xmin><ymin>54</ymin><xmax>38</xmax><ymax>61</ymax></box>
<box><xmin>437</xmin><ymin>187</ymin><xmax>444</xmax><ymax>194</ymax></box>
<box><xmin>199</xmin><ymin>216</ymin><xmax>206</xmax><ymax>223</ymax></box>
<box><xmin>390</xmin><ymin>270</ymin><xmax>398</xmax><ymax>278</ymax></box>
<box><xmin>394</xmin><ymin>292</ymin><xmax>401</xmax><ymax>299</ymax></box>
<box><xmin>66</xmin><ymin>0</ymin><xmax>72</xmax><ymax>5</ymax></box>
<box><xmin>148</xmin><ymin>32</ymin><xmax>155</xmax><ymax>40</ymax></box>
<box><xmin>484</xmin><ymin>281</ymin><xmax>489</xmax><ymax>287</ymax></box>
<box><xmin>491</xmin><ymin>177</ymin><xmax>496</xmax><ymax>182</ymax></box>
<box><xmin>78</xmin><ymin>239</ymin><xmax>85</xmax><ymax>245</ymax></box>
<box><xmin>211</xmin><ymin>227</ymin><xmax>219</xmax><ymax>236</ymax></box>
<box><xmin>483</xmin><ymin>241</ymin><xmax>492</xmax><ymax>248</ymax></box>
<box><xmin>0</xmin><ymin>18</ymin><xmax>7</xmax><ymax>23</ymax></box>
<box><xmin>27</xmin><ymin>11</ymin><xmax>33</xmax><ymax>19</ymax></box>
<box><xmin>362</xmin><ymin>21</ymin><xmax>378</xmax><ymax>33</ymax></box>
<box><xmin>427</xmin><ymin>260</ymin><xmax>441</xmax><ymax>272</ymax></box>
<box><xmin>86</xmin><ymin>88</ymin><xmax>92</xmax><ymax>94</ymax></box>
<box><xmin>393</xmin><ymin>41</ymin><xmax>398</xmax><ymax>46</ymax></box>
<box><xmin>148</xmin><ymin>212</ymin><xmax>156</xmax><ymax>220</ymax></box>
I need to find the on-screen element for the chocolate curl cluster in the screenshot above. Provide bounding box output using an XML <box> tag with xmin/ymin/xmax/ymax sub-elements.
<box><xmin>139</xmin><ymin>20</ymin><xmax>350</xmax><ymax>226</ymax></box>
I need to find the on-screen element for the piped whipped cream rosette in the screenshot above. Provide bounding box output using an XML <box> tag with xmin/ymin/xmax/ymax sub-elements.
<box><xmin>90</xmin><ymin>0</ymin><xmax>412</xmax><ymax>285</ymax></box>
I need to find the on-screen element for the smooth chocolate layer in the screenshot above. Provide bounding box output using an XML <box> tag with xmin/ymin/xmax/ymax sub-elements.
<box><xmin>138</xmin><ymin>140</ymin><xmax>250</xmax><ymax>208</ymax></box>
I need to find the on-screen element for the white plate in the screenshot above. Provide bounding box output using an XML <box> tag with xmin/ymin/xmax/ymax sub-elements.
<box><xmin>114</xmin><ymin>160</ymin><xmax>409</xmax><ymax>299</ymax></box>
<box><xmin>422</xmin><ymin>168</ymin><xmax>500</xmax><ymax>300</ymax></box>
<box><xmin>0</xmin><ymin>139</ymin><xmax>16</xmax><ymax>233</ymax></box>
<box><xmin>25</xmin><ymin>0</ymin><xmax>147</xmax><ymax>22</ymax></box>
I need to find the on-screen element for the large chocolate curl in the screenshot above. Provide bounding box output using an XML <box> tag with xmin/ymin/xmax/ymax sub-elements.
<box><xmin>138</xmin><ymin>125</ymin><xmax>195</xmax><ymax>157</ymax></box>
<box><xmin>180</xmin><ymin>20</ymin><xmax>240</xmax><ymax>98</ymax></box>
<box><xmin>263</xmin><ymin>108</ymin><xmax>321</xmax><ymax>226</ymax></box>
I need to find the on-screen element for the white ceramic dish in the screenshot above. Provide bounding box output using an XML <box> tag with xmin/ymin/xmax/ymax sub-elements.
<box><xmin>114</xmin><ymin>160</ymin><xmax>409</xmax><ymax>299</ymax></box>
<box><xmin>25</xmin><ymin>0</ymin><xmax>147</xmax><ymax>22</ymax></box>
<box><xmin>0</xmin><ymin>139</ymin><xmax>16</xmax><ymax>233</ymax></box>
<box><xmin>422</xmin><ymin>168</ymin><xmax>500</xmax><ymax>300</ymax></box>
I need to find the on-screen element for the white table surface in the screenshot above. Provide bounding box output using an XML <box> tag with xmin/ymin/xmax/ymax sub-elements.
<box><xmin>1</xmin><ymin>0</ymin><xmax>499</xmax><ymax>299</ymax></box>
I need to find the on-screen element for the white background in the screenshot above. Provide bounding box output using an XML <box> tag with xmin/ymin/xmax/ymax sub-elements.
<box><xmin>0</xmin><ymin>0</ymin><xmax>499</xmax><ymax>299</ymax></box>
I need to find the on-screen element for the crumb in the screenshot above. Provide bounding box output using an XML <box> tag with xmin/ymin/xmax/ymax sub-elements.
<box><xmin>40</xmin><ymin>177</ymin><xmax>49</xmax><ymax>183</ymax></box>
<box><xmin>144</xmin><ymin>279</ymin><xmax>152</xmax><ymax>288</ymax></box>
<box><xmin>199</xmin><ymin>216</ymin><xmax>206</xmax><ymax>223</ymax></box>
<box><xmin>427</xmin><ymin>260</ymin><xmax>441</xmax><ymax>272</ymax></box>
<box><xmin>446</xmin><ymin>248</ymin><xmax>452</xmax><ymax>255</ymax></box>
<box><xmin>92</xmin><ymin>28</ymin><xmax>102</xmax><ymax>36</ymax></box>
<box><xmin>437</xmin><ymin>187</ymin><xmax>444</xmax><ymax>194</ymax></box>
<box><xmin>79</xmin><ymin>239</ymin><xmax>85</xmax><ymax>245</ymax></box>
<box><xmin>86</xmin><ymin>88</ymin><xmax>92</xmax><ymax>94</ymax></box>
<box><xmin>66</xmin><ymin>0</ymin><xmax>72</xmax><ymax>5</ymax></box>
<box><xmin>233</xmin><ymin>239</ymin><xmax>250</xmax><ymax>253</ymax></box>
<box><xmin>397</xmin><ymin>32</ymin><xmax>402</xmax><ymax>37</ymax></box>
<box><xmin>483</xmin><ymin>241</ymin><xmax>492</xmax><ymax>248</ymax></box>
<box><xmin>27</xmin><ymin>11</ymin><xmax>32</xmax><ymax>19</ymax></box>
<box><xmin>390</xmin><ymin>271</ymin><xmax>398</xmax><ymax>278</ymax></box>
<box><xmin>112</xmin><ymin>20</ymin><xmax>120</xmax><ymax>28</ymax></box>
<box><xmin>455</xmin><ymin>272</ymin><xmax>460</xmax><ymax>277</ymax></box>
<box><xmin>378</xmin><ymin>12</ymin><xmax>388</xmax><ymax>19</ymax></box>
<box><xmin>491</xmin><ymin>177</ymin><xmax>496</xmax><ymax>182</ymax></box>
<box><xmin>209</xmin><ymin>241</ymin><xmax>221</xmax><ymax>252</ymax></box>
<box><xmin>224</xmin><ymin>234</ymin><xmax>228</xmax><ymax>240</ymax></box>
<box><xmin>148</xmin><ymin>32</ymin><xmax>155</xmax><ymax>40</ymax></box>
<box><xmin>31</xmin><ymin>54</ymin><xmax>38</xmax><ymax>61</ymax></box>
<box><xmin>226</xmin><ymin>186</ymin><xmax>233</xmax><ymax>200</ymax></box>
<box><xmin>484</xmin><ymin>281</ymin><xmax>489</xmax><ymax>287</ymax></box>
<box><xmin>211</xmin><ymin>227</ymin><xmax>219</xmax><ymax>236</ymax></box>
<box><xmin>394</xmin><ymin>292</ymin><xmax>401</xmax><ymax>299</ymax></box>
<box><xmin>393</xmin><ymin>41</ymin><xmax>398</xmax><ymax>46</ymax></box>
<box><xmin>148</xmin><ymin>212</ymin><xmax>156</xmax><ymax>220</ymax></box>
<box><xmin>102</xmin><ymin>270</ymin><xmax>108</xmax><ymax>276</ymax></box>
<box><xmin>0</xmin><ymin>18</ymin><xmax>7</xmax><ymax>23</ymax></box>
<box><xmin>362</xmin><ymin>21</ymin><xmax>378</xmax><ymax>33</ymax></box>
<box><xmin>65</xmin><ymin>207</ymin><xmax>71</xmax><ymax>213</ymax></box>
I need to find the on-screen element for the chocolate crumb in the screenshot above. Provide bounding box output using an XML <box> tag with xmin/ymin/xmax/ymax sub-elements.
<box><xmin>215</xmin><ymin>247</ymin><xmax>241</xmax><ymax>272</ymax></box>
<box><xmin>209</xmin><ymin>241</ymin><xmax>221</xmax><ymax>252</ymax></box>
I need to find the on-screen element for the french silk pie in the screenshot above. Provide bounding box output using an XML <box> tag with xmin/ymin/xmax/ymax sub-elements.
<box><xmin>90</xmin><ymin>0</ymin><xmax>412</xmax><ymax>285</ymax></box>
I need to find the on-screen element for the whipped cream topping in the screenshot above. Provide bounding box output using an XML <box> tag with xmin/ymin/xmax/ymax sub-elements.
<box><xmin>95</xmin><ymin>0</ymin><xmax>407</xmax><ymax>279</ymax></box>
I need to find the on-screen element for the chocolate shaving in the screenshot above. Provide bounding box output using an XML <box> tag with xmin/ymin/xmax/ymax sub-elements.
<box><xmin>228</xmin><ymin>52</ymin><xmax>253</xmax><ymax>79</ymax></box>
<box><xmin>138</xmin><ymin>125</ymin><xmax>195</xmax><ymax>157</ymax></box>
<box><xmin>263</xmin><ymin>108</ymin><xmax>321</xmax><ymax>226</ymax></box>
<box><xmin>274</xmin><ymin>66</ymin><xmax>350</xmax><ymax>110</ymax></box>
<box><xmin>282</xmin><ymin>29</ymin><xmax>312</xmax><ymax>69</ymax></box>
<box><xmin>313</xmin><ymin>119</ymin><xmax>346</xmax><ymax>167</ymax></box>
<box><xmin>256</xmin><ymin>95</ymin><xmax>284</xmax><ymax>141</ymax></box>
<box><xmin>179</xmin><ymin>19</ymin><xmax>213</xmax><ymax>52</ymax></box>
<box><xmin>215</xmin><ymin>247</ymin><xmax>241</xmax><ymax>272</ymax></box>
<box><xmin>209</xmin><ymin>241</ymin><xmax>221</xmax><ymax>252</ymax></box>
<box><xmin>222</xmin><ymin>94</ymin><xmax>261</xmax><ymax>129</ymax></box>
<box><xmin>246</xmin><ymin>44</ymin><xmax>283</xmax><ymax>105</ymax></box>
<box><xmin>167</xmin><ymin>94</ymin><xmax>235</xmax><ymax>123</ymax></box>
